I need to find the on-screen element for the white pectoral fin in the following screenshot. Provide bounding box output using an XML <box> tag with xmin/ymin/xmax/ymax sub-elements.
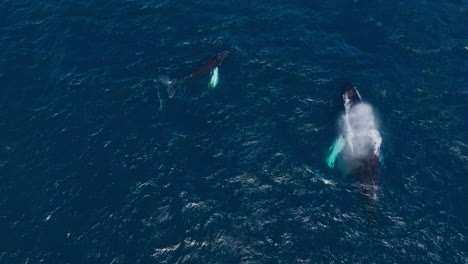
<box><xmin>208</xmin><ymin>67</ymin><xmax>219</xmax><ymax>88</ymax></box>
<box><xmin>326</xmin><ymin>135</ymin><xmax>346</xmax><ymax>168</ymax></box>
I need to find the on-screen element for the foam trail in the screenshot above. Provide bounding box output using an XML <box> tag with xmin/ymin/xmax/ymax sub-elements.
<box><xmin>326</xmin><ymin>135</ymin><xmax>346</xmax><ymax>168</ymax></box>
<box><xmin>208</xmin><ymin>67</ymin><xmax>219</xmax><ymax>88</ymax></box>
<box><xmin>156</xmin><ymin>86</ymin><xmax>163</xmax><ymax>111</ymax></box>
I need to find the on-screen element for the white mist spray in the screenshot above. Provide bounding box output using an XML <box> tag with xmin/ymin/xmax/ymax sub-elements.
<box><xmin>341</xmin><ymin>102</ymin><xmax>381</xmax><ymax>160</ymax></box>
<box><xmin>326</xmin><ymin>91</ymin><xmax>382</xmax><ymax>168</ymax></box>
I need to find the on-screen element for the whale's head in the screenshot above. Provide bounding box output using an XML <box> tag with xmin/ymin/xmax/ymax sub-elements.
<box><xmin>343</xmin><ymin>84</ymin><xmax>362</xmax><ymax>106</ymax></box>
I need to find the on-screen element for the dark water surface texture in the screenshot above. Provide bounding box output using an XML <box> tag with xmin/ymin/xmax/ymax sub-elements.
<box><xmin>1</xmin><ymin>1</ymin><xmax>467</xmax><ymax>263</ymax></box>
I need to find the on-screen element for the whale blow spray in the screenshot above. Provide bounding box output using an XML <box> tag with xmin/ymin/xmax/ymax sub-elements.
<box><xmin>341</xmin><ymin>103</ymin><xmax>381</xmax><ymax>160</ymax></box>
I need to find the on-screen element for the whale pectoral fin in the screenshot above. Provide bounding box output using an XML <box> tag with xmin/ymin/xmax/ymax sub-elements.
<box><xmin>326</xmin><ymin>135</ymin><xmax>346</xmax><ymax>168</ymax></box>
<box><xmin>208</xmin><ymin>67</ymin><xmax>219</xmax><ymax>88</ymax></box>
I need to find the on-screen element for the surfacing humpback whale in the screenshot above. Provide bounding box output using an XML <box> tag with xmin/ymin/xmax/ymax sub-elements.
<box><xmin>327</xmin><ymin>84</ymin><xmax>382</xmax><ymax>202</ymax></box>
<box><xmin>162</xmin><ymin>51</ymin><xmax>229</xmax><ymax>97</ymax></box>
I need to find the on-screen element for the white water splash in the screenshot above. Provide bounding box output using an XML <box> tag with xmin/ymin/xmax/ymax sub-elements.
<box><xmin>342</xmin><ymin>102</ymin><xmax>381</xmax><ymax>159</ymax></box>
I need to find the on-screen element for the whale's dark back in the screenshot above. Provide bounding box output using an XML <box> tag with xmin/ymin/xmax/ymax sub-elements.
<box><xmin>166</xmin><ymin>51</ymin><xmax>229</xmax><ymax>97</ymax></box>
<box><xmin>184</xmin><ymin>51</ymin><xmax>229</xmax><ymax>81</ymax></box>
<box><xmin>353</xmin><ymin>152</ymin><xmax>380</xmax><ymax>197</ymax></box>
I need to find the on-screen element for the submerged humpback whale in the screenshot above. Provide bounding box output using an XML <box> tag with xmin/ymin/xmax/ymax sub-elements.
<box><xmin>163</xmin><ymin>51</ymin><xmax>229</xmax><ymax>97</ymax></box>
<box><xmin>327</xmin><ymin>85</ymin><xmax>382</xmax><ymax>201</ymax></box>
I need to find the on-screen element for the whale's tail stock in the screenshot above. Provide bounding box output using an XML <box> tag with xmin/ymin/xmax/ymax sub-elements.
<box><xmin>159</xmin><ymin>76</ymin><xmax>182</xmax><ymax>98</ymax></box>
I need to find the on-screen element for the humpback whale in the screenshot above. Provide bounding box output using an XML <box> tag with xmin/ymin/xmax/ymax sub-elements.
<box><xmin>163</xmin><ymin>51</ymin><xmax>229</xmax><ymax>97</ymax></box>
<box><xmin>327</xmin><ymin>85</ymin><xmax>382</xmax><ymax>201</ymax></box>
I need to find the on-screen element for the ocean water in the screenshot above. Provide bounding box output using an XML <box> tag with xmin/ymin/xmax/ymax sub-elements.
<box><xmin>1</xmin><ymin>0</ymin><xmax>467</xmax><ymax>263</ymax></box>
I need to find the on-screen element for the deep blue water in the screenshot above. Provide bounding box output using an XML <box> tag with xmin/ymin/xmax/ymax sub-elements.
<box><xmin>1</xmin><ymin>1</ymin><xmax>467</xmax><ymax>263</ymax></box>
